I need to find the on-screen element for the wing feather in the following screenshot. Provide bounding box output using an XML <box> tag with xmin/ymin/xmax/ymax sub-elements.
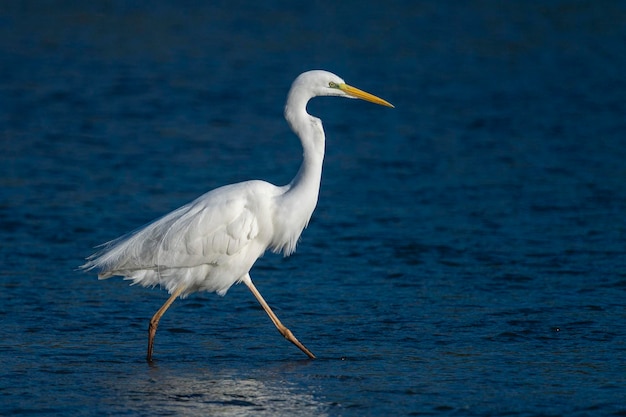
<box><xmin>82</xmin><ymin>183</ymin><xmax>262</xmax><ymax>277</ymax></box>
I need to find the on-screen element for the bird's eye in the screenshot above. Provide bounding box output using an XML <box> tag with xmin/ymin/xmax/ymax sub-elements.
<box><xmin>328</xmin><ymin>82</ymin><xmax>338</xmax><ymax>88</ymax></box>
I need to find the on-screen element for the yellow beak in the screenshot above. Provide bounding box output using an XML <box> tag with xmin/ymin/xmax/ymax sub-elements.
<box><xmin>339</xmin><ymin>83</ymin><xmax>394</xmax><ymax>108</ymax></box>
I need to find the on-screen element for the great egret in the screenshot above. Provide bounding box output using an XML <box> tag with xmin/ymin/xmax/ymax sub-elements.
<box><xmin>81</xmin><ymin>70</ymin><xmax>393</xmax><ymax>361</ymax></box>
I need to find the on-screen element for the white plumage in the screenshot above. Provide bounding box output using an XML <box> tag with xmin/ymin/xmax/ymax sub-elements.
<box><xmin>81</xmin><ymin>70</ymin><xmax>393</xmax><ymax>361</ymax></box>
<box><xmin>87</xmin><ymin>181</ymin><xmax>278</xmax><ymax>296</ymax></box>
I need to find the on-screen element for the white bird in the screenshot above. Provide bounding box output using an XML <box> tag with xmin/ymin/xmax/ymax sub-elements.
<box><xmin>81</xmin><ymin>70</ymin><xmax>393</xmax><ymax>361</ymax></box>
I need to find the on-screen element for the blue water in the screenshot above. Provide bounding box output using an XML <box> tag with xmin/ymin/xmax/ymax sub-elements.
<box><xmin>2</xmin><ymin>1</ymin><xmax>626</xmax><ymax>415</ymax></box>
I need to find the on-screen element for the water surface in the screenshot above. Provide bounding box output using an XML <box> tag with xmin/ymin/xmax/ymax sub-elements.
<box><xmin>1</xmin><ymin>1</ymin><xmax>626</xmax><ymax>416</ymax></box>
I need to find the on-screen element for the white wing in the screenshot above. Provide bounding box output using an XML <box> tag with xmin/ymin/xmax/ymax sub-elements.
<box><xmin>82</xmin><ymin>181</ymin><xmax>276</xmax><ymax>295</ymax></box>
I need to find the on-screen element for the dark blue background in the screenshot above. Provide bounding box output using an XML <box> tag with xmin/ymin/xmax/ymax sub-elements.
<box><xmin>1</xmin><ymin>1</ymin><xmax>625</xmax><ymax>415</ymax></box>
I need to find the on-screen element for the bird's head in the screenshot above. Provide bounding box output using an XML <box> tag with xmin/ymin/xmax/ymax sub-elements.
<box><xmin>291</xmin><ymin>70</ymin><xmax>394</xmax><ymax>108</ymax></box>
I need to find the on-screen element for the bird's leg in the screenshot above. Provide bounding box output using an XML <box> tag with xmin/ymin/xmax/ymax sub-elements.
<box><xmin>147</xmin><ymin>285</ymin><xmax>186</xmax><ymax>362</ymax></box>
<box><xmin>244</xmin><ymin>277</ymin><xmax>316</xmax><ymax>359</ymax></box>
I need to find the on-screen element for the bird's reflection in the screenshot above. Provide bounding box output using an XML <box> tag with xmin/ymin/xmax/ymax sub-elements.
<box><xmin>111</xmin><ymin>361</ymin><xmax>330</xmax><ymax>417</ymax></box>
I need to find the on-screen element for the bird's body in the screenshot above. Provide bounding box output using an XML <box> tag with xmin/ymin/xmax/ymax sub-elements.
<box><xmin>81</xmin><ymin>70</ymin><xmax>393</xmax><ymax>361</ymax></box>
<box><xmin>92</xmin><ymin>180</ymin><xmax>300</xmax><ymax>296</ymax></box>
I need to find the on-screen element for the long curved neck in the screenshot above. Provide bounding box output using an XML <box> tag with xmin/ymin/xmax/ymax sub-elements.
<box><xmin>284</xmin><ymin>92</ymin><xmax>325</xmax><ymax>204</ymax></box>
<box><xmin>286</xmin><ymin>96</ymin><xmax>325</xmax><ymax>188</ymax></box>
<box><xmin>269</xmin><ymin>91</ymin><xmax>326</xmax><ymax>255</ymax></box>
